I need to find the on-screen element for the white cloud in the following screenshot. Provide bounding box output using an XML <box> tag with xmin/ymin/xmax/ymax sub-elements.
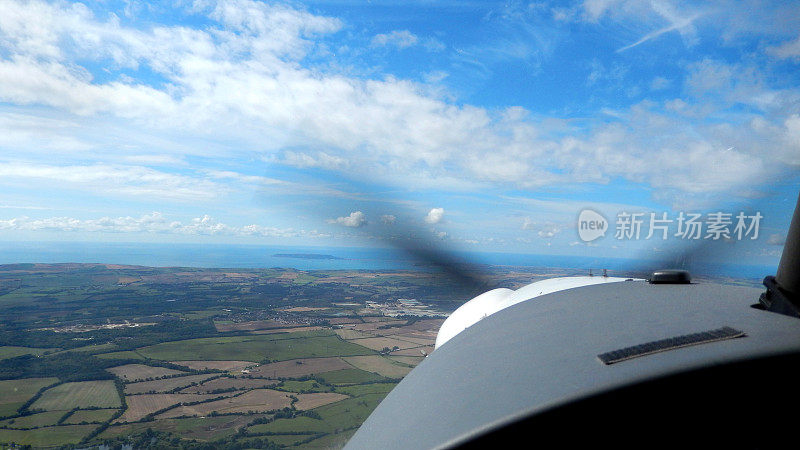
<box><xmin>538</xmin><ymin>228</ymin><xmax>559</xmax><ymax>238</ymax></box>
<box><xmin>522</xmin><ymin>217</ymin><xmax>562</xmax><ymax>238</ymax></box>
<box><xmin>769</xmin><ymin>36</ymin><xmax>800</xmax><ymax>60</ymax></box>
<box><xmin>616</xmin><ymin>11</ymin><xmax>701</xmax><ymax>52</ymax></box>
<box><xmin>122</xmin><ymin>154</ymin><xmax>185</xmax><ymax>166</ymax></box>
<box><xmin>1</xmin><ymin>58</ymin><xmax>172</xmax><ymax>118</ymax></box>
<box><xmin>0</xmin><ymin>211</ymin><xmax>314</xmax><ymax>238</ymax></box>
<box><xmin>650</xmin><ymin>76</ymin><xmax>671</xmax><ymax>90</ymax></box>
<box><xmin>580</xmin><ymin>0</ymin><xmax>800</xmax><ymax>51</ymax></box>
<box><xmin>522</xmin><ymin>217</ymin><xmax>534</xmax><ymax>230</ymax></box>
<box><xmin>424</xmin><ymin>208</ymin><xmax>444</xmax><ymax>224</ymax></box>
<box><xmin>0</xmin><ymin>162</ymin><xmax>224</xmax><ymax>201</ymax></box>
<box><xmin>423</xmin><ymin>70</ymin><xmax>449</xmax><ymax>84</ymax></box>
<box><xmin>684</xmin><ymin>59</ymin><xmax>800</xmax><ymax>119</ymax></box>
<box><xmin>0</xmin><ymin>112</ymin><xmax>93</xmax><ymax>152</ymax></box>
<box><xmin>0</xmin><ymin>0</ymin><xmax>795</xmax><ymax>207</ymax></box>
<box><xmin>278</xmin><ymin>151</ymin><xmax>349</xmax><ymax>171</ymax></box>
<box><xmin>581</xmin><ymin>0</ymin><xmax>702</xmax><ymax>49</ymax></box>
<box><xmin>204</xmin><ymin>170</ymin><xmax>287</xmax><ymax>187</ymax></box>
<box><xmin>586</xmin><ymin>59</ymin><xmax>627</xmax><ymax>86</ymax></box>
<box><xmin>371</xmin><ymin>30</ymin><xmax>419</xmax><ymax>49</ymax></box>
<box><xmin>509</xmin><ymin>197</ymin><xmax>644</xmax><ymax>218</ymax></box>
<box><xmin>380</xmin><ymin>214</ymin><xmax>396</xmax><ymax>225</ymax></box>
<box><xmin>328</xmin><ymin>211</ymin><xmax>367</xmax><ymax>228</ymax></box>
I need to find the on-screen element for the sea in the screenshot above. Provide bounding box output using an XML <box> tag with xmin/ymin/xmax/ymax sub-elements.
<box><xmin>0</xmin><ymin>241</ymin><xmax>777</xmax><ymax>282</ymax></box>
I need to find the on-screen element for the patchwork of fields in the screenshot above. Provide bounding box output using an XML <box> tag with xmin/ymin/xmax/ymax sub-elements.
<box><xmin>0</xmin><ymin>264</ymin><xmax>473</xmax><ymax>448</ymax></box>
<box><xmin>0</xmin><ymin>316</ymin><xmax>442</xmax><ymax>448</ymax></box>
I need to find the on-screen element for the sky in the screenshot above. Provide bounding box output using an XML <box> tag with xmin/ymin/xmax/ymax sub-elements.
<box><xmin>0</xmin><ymin>0</ymin><xmax>798</xmax><ymax>265</ymax></box>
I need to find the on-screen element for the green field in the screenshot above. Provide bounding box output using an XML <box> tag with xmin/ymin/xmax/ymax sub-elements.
<box><xmin>0</xmin><ymin>346</ymin><xmax>57</xmax><ymax>360</ymax></box>
<box><xmin>334</xmin><ymin>382</ymin><xmax>397</xmax><ymax>397</ymax></box>
<box><xmin>275</xmin><ymin>380</ymin><xmax>332</xmax><ymax>393</ymax></box>
<box><xmin>137</xmin><ymin>331</ymin><xmax>375</xmax><ymax>362</ymax></box>
<box><xmin>52</xmin><ymin>343</ymin><xmax>118</xmax><ymax>355</ymax></box>
<box><xmin>0</xmin><ymin>264</ymin><xmax>455</xmax><ymax>448</ymax></box>
<box><xmin>315</xmin><ymin>368</ymin><xmax>387</xmax><ymax>385</ymax></box>
<box><xmin>233</xmin><ymin>434</ymin><xmax>320</xmax><ymax>448</ymax></box>
<box><xmin>62</xmin><ymin>408</ymin><xmax>119</xmax><ymax>424</ymax></box>
<box><xmin>248</xmin><ymin>393</ymin><xmax>387</xmax><ymax>436</ymax></box>
<box><xmin>31</xmin><ymin>381</ymin><xmax>121</xmax><ymax>411</ymax></box>
<box><xmin>0</xmin><ymin>411</ymin><xmax>64</xmax><ymax>429</ymax></box>
<box><xmin>100</xmin><ymin>415</ymin><xmax>265</xmax><ymax>442</ymax></box>
<box><xmin>0</xmin><ymin>424</ymin><xmax>97</xmax><ymax>446</ymax></box>
<box><xmin>95</xmin><ymin>350</ymin><xmax>145</xmax><ymax>360</ymax></box>
<box><xmin>0</xmin><ymin>378</ymin><xmax>59</xmax><ymax>417</ymax></box>
<box><xmin>175</xmin><ymin>310</ymin><xmax>222</xmax><ymax>320</ymax></box>
<box><xmin>264</xmin><ymin>434</ymin><xmax>318</xmax><ymax>446</ymax></box>
<box><xmin>248</xmin><ymin>415</ymin><xmax>330</xmax><ymax>435</ymax></box>
<box><xmin>313</xmin><ymin>393</ymin><xmax>387</xmax><ymax>432</ymax></box>
<box><xmin>301</xmin><ymin>430</ymin><xmax>357</xmax><ymax>449</ymax></box>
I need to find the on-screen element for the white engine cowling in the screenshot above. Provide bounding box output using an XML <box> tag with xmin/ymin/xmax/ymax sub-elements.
<box><xmin>434</xmin><ymin>276</ymin><xmax>642</xmax><ymax>349</ymax></box>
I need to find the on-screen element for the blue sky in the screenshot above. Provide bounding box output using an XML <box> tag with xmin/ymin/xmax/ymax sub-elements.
<box><xmin>0</xmin><ymin>0</ymin><xmax>798</xmax><ymax>265</ymax></box>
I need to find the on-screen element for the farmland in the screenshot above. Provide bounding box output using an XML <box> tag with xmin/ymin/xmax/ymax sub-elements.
<box><xmin>107</xmin><ymin>364</ymin><xmax>186</xmax><ymax>382</ymax></box>
<box><xmin>248</xmin><ymin>357</ymin><xmax>352</xmax><ymax>378</ymax></box>
<box><xmin>0</xmin><ymin>378</ymin><xmax>58</xmax><ymax>417</ymax></box>
<box><xmin>62</xmin><ymin>409</ymin><xmax>118</xmax><ymax>424</ymax></box>
<box><xmin>0</xmin><ymin>346</ymin><xmax>56</xmax><ymax>360</ymax></box>
<box><xmin>0</xmin><ymin>425</ymin><xmax>98</xmax><ymax>447</ymax></box>
<box><xmin>171</xmin><ymin>360</ymin><xmax>254</xmax><ymax>371</ymax></box>
<box><xmin>137</xmin><ymin>331</ymin><xmax>375</xmax><ymax>362</ymax></box>
<box><xmin>31</xmin><ymin>381</ymin><xmax>122</xmax><ymax>411</ymax></box>
<box><xmin>155</xmin><ymin>389</ymin><xmax>295</xmax><ymax>417</ymax></box>
<box><xmin>342</xmin><ymin>356</ymin><xmax>413</xmax><ymax>378</ymax></box>
<box><xmin>180</xmin><ymin>377</ymin><xmax>278</xmax><ymax>393</ymax></box>
<box><xmin>0</xmin><ymin>411</ymin><xmax>63</xmax><ymax>428</ymax></box>
<box><xmin>116</xmin><ymin>393</ymin><xmax>230</xmax><ymax>422</ymax></box>
<box><xmin>0</xmin><ymin>262</ymin><xmax>574</xmax><ymax>448</ymax></box>
<box><xmin>100</xmin><ymin>415</ymin><xmax>267</xmax><ymax>442</ymax></box>
<box><xmin>123</xmin><ymin>374</ymin><xmax>219</xmax><ymax>394</ymax></box>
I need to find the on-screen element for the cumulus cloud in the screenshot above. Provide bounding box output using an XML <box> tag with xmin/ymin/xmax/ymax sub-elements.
<box><xmin>0</xmin><ymin>0</ymin><xmax>796</xmax><ymax>205</ymax></box>
<box><xmin>380</xmin><ymin>214</ymin><xmax>396</xmax><ymax>225</ymax></box>
<box><xmin>538</xmin><ymin>228</ymin><xmax>559</xmax><ymax>238</ymax></box>
<box><xmin>522</xmin><ymin>217</ymin><xmax>534</xmax><ymax>230</ymax></box>
<box><xmin>328</xmin><ymin>211</ymin><xmax>367</xmax><ymax>228</ymax></box>
<box><xmin>522</xmin><ymin>217</ymin><xmax>562</xmax><ymax>238</ymax></box>
<box><xmin>424</xmin><ymin>208</ymin><xmax>444</xmax><ymax>224</ymax></box>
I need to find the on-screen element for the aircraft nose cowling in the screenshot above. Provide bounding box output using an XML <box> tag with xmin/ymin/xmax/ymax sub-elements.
<box><xmin>434</xmin><ymin>276</ymin><xmax>642</xmax><ymax>349</ymax></box>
